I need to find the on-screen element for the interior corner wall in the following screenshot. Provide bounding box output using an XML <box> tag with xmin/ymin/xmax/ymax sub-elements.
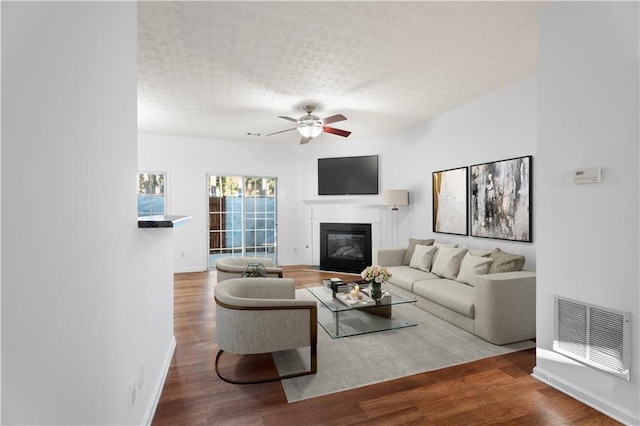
<box><xmin>2</xmin><ymin>3</ymin><xmax>174</xmax><ymax>425</ymax></box>
<box><xmin>534</xmin><ymin>2</ymin><xmax>639</xmax><ymax>424</ymax></box>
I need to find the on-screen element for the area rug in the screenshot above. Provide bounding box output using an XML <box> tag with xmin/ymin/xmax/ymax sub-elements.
<box><xmin>272</xmin><ymin>289</ymin><xmax>536</xmax><ymax>403</ymax></box>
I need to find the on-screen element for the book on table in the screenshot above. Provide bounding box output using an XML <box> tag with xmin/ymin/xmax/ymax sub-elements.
<box><xmin>323</xmin><ymin>279</ymin><xmax>373</xmax><ymax>296</ymax></box>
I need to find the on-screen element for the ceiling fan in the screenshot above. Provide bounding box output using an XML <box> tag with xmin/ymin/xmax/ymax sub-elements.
<box><xmin>265</xmin><ymin>104</ymin><xmax>352</xmax><ymax>144</ymax></box>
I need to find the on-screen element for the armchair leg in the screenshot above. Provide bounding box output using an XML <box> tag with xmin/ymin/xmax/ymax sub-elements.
<box><xmin>215</xmin><ymin>348</ymin><xmax>317</xmax><ymax>385</ymax></box>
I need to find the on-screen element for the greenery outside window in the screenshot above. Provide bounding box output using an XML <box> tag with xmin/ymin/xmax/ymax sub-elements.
<box><xmin>208</xmin><ymin>175</ymin><xmax>277</xmax><ymax>268</ymax></box>
<box><xmin>138</xmin><ymin>172</ymin><xmax>166</xmax><ymax>217</ymax></box>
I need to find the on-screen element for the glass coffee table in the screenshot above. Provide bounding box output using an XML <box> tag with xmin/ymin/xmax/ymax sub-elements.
<box><xmin>305</xmin><ymin>285</ymin><xmax>417</xmax><ymax>338</ymax></box>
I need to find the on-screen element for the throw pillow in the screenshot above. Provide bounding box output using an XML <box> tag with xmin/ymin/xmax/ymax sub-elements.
<box><xmin>435</xmin><ymin>242</ymin><xmax>458</xmax><ymax>248</ymax></box>
<box><xmin>402</xmin><ymin>238</ymin><xmax>435</xmax><ymax>265</ymax></box>
<box><xmin>409</xmin><ymin>244</ymin><xmax>438</xmax><ymax>272</ymax></box>
<box><xmin>432</xmin><ymin>242</ymin><xmax>459</xmax><ymax>263</ymax></box>
<box><xmin>463</xmin><ymin>245</ymin><xmax>493</xmax><ymax>257</ymax></box>
<box><xmin>488</xmin><ymin>248</ymin><xmax>526</xmax><ymax>273</ymax></box>
<box><xmin>431</xmin><ymin>246</ymin><xmax>468</xmax><ymax>280</ymax></box>
<box><xmin>456</xmin><ymin>253</ymin><xmax>494</xmax><ymax>286</ymax></box>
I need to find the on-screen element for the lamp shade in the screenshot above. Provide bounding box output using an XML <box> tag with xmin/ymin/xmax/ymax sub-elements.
<box><xmin>382</xmin><ymin>190</ymin><xmax>409</xmax><ymax>210</ymax></box>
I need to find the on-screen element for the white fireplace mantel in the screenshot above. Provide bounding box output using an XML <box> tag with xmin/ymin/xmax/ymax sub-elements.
<box><xmin>302</xmin><ymin>197</ymin><xmax>381</xmax><ymax>206</ymax></box>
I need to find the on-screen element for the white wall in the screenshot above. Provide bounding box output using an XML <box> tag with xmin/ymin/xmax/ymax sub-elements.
<box><xmin>1</xmin><ymin>2</ymin><xmax>3</xmax><ymax>420</ymax></box>
<box><xmin>137</xmin><ymin>133</ymin><xmax>303</xmax><ymax>272</ymax></box>
<box><xmin>2</xmin><ymin>3</ymin><xmax>175</xmax><ymax>424</ymax></box>
<box><xmin>297</xmin><ymin>77</ymin><xmax>538</xmax><ymax>268</ymax></box>
<box><xmin>140</xmin><ymin>77</ymin><xmax>537</xmax><ymax>272</ymax></box>
<box><xmin>534</xmin><ymin>2</ymin><xmax>639</xmax><ymax>424</ymax></box>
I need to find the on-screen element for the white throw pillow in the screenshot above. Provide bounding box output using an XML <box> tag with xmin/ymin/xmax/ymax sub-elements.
<box><xmin>456</xmin><ymin>253</ymin><xmax>494</xmax><ymax>286</ymax></box>
<box><xmin>434</xmin><ymin>242</ymin><xmax>458</xmax><ymax>249</ymax></box>
<box><xmin>431</xmin><ymin>246</ymin><xmax>468</xmax><ymax>280</ymax></box>
<box><xmin>409</xmin><ymin>244</ymin><xmax>437</xmax><ymax>272</ymax></box>
<box><xmin>462</xmin><ymin>245</ymin><xmax>493</xmax><ymax>257</ymax></box>
<box><xmin>402</xmin><ymin>238</ymin><xmax>435</xmax><ymax>265</ymax></box>
<box><xmin>432</xmin><ymin>242</ymin><xmax>459</xmax><ymax>263</ymax></box>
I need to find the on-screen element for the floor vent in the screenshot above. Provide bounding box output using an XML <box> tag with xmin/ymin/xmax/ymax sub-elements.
<box><xmin>554</xmin><ymin>296</ymin><xmax>630</xmax><ymax>381</ymax></box>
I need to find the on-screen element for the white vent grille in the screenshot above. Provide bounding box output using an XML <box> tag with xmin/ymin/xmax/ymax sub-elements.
<box><xmin>554</xmin><ymin>296</ymin><xmax>630</xmax><ymax>381</ymax></box>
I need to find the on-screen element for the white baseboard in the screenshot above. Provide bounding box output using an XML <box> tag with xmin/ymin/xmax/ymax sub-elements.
<box><xmin>174</xmin><ymin>267</ymin><xmax>206</xmax><ymax>273</ymax></box>
<box><xmin>532</xmin><ymin>367</ymin><xmax>639</xmax><ymax>425</ymax></box>
<box><xmin>143</xmin><ymin>336</ymin><xmax>176</xmax><ymax>426</ymax></box>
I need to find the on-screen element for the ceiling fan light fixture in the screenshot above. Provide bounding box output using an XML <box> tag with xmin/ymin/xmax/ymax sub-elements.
<box><xmin>266</xmin><ymin>104</ymin><xmax>350</xmax><ymax>143</ymax></box>
<box><xmin>297</xmin><ymin>115</ymin><xmax>323</xmax><ymax>138</ymax></box>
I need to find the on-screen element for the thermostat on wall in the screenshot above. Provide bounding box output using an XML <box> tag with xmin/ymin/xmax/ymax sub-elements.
<box><xmin>573</xmin><ymin>167</ymin><xmax>602</xmax><ymax>184</ymax></box>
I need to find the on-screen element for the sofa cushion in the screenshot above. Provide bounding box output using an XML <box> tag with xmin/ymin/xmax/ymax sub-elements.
<box><xmin>488</xmin><ymin>248</ymin><xmax>525</xmax><ymax>273</ymax></box>
<box><xmin>402</xmin><ymin>238</ymin><xmax>435</xmax><ymax>265</ymax></box>
<box><xmin>456</xmin><ymin>253</ymin><xmax>494</xmax><ymax>286</ymax></box>
<box><xmin>413</xmin><ymin>279</ymin><xmax>475</xmax><ymax>318</ymax></box>
<box><xmin>431</xmin><ymin>246</ymin><xmax>468</xmax><ymax>280</ymax></box>
<box><xmin>409</xmin><ymin>244</ymin><xmax>437</xmax><ymax>272</ymax></box>
<box><xmin>386</xmin><ymin>266</ymin><xmax>438</xmax><ymax>292</ymax></box>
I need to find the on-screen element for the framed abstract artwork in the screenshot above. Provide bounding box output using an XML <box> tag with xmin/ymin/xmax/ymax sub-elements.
<box><xmin>432</xmin><ymin>166</ymin><xmax>468</xmax><ymax>236</ymax></box>
<box><xmin>470</xmin><ymin>155</ymin><xmax>532</xmax><ymax>242</ymax></box>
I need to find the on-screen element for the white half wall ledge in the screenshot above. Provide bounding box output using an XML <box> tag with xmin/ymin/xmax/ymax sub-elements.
<box><xmin>138</xmin><ymin>215</ymin><xmax>192</xmax><ymax>228</ymax></box>
<box><xmin>532</xmin><ymin>366</ymin><xmax>640</xmax><ymax>425</ymax></box>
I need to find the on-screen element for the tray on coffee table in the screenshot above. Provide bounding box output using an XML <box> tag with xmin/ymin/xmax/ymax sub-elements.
<box><xmin>305</xmin><ymin>285</ymin><xmax>417</xmax><ymax>338</ymax></box>
<box><xmin>334</xmin><ymin>291</ymin><xmax>376</xmax><ymax>307</ymax></box>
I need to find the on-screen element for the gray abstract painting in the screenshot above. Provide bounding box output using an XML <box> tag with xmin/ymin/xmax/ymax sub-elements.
<box><xmin>470</xmin><ymin>156</ymin><xmax>532</xmax><ymax>242</ymax></box>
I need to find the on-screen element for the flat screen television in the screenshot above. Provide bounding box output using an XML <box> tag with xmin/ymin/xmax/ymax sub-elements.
<box><xmin>318</xmin><ymin>155</ymin><xmax>379</xmax><ymax>195</ymax></box>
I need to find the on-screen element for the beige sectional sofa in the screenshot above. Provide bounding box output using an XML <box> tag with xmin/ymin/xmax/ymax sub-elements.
<box><xmin>374</xmin><ymin>239</ymin><xmax>536</xmax><ymax>345</ymax></box>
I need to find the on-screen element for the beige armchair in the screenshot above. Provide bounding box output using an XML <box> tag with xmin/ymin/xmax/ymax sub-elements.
<box><xmin>214</xmin><ymin>277</ymin><xmax>317</xmax><ymax>384</ymax></box>
<box><xmin>215</xmin><ymin>257</ymin><xmax>283</xmax><ymax>282</ymax></box>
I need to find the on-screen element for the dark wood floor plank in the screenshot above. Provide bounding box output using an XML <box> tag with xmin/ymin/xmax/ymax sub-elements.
<box><xmin>151</xmin><ymin>268</ymin><xmax>620</xmax><ymax>425</ymax></box>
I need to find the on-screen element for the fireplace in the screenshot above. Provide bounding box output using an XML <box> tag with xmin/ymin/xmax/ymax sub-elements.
<box><xmin>320</xmin><ymin>223</ymin><xmax>372</xmax><ymax>273</ymax></box>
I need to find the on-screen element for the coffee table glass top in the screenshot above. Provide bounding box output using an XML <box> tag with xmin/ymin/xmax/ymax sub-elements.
<box><xmin>305</xmin><ymin>284</ymin><xmax>416</xmax><ymax>312</ymax></box>
<box><xmin>305</xmin><ymin>284</ymin><xmax>417</xmax><ymax>338</ymax></box>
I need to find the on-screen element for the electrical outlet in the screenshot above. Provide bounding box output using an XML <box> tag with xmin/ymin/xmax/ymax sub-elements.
<box><xmin>138</xmin><ymin>362</ymin><xmax>145</xmax><ymax>390</ymax></box>
<box><xmin>129</xmin><ymin>379</ymin><xmax>137</xmax><ymax>408</ymax></box>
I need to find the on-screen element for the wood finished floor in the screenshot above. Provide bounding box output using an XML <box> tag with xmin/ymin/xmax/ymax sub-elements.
<box><xmin>152</xmin><ymin>266</ymin><xmax>620</xmax><ymax>425</ymax></box>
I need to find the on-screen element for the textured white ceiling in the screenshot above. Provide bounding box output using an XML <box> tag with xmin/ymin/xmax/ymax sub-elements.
<box><xmin>137</xmin><ymin>1</ymin><xmax>544</xmax><ymax>144</ymax></box>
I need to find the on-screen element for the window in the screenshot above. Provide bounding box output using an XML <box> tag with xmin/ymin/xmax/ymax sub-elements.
<box><xmin>138</xmin><ymin>172</ymin><xmax>166</xmax><ymax>217</ymax></box>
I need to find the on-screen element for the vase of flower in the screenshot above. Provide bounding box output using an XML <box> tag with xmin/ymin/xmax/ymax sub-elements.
<box><xmin>371</xmin><ymin>281</ymin><xmax>383</xmax><ymax>300</ymax></box>
<box><xmin>361</xmin><ymin>265</ymin><xmax>392</xmax><ymax>301</ymax></box>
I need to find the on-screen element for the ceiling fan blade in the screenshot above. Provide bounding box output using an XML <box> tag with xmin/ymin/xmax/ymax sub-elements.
<box><xmin>278</xmin><ymin>116</ymin><xmax>298</xmax><ymax>123</ymax></box>
<box><xmin>299</xmin><ymin>136</ymin><xmax>311</xmax><ymax>145</ymax></box>
<box><xmin>265</xmin><ymin>127</ymin><xmax>296</xmax><ymax>136</ymax></box>
<box><xmin>322</xmin><ymin>114</ymin><xmax>347</xmax><ymax>125</ymax></box>
<box><xmin>323</xmin><ymin>126</ymin><xmax>351</xmax><ymax>138</ymax></box>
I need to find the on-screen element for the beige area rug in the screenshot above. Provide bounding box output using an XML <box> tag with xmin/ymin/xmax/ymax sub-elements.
<box><xmin>272</xmin><ymin>289</ymin><xmax>536</xmax><ymax>403</ymax></box>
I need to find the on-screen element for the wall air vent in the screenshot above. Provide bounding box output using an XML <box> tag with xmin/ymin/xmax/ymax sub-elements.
<box><xmin>554</xmin><ymin>296</ymin><xmax>630</xmax><ymax>381</ymax></box>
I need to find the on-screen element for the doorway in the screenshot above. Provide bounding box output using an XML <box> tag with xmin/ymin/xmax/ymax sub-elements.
<box><xmin>207</xmin><ymin>175</ymin><xmax>277</xmax><ymax>269</ymax></box>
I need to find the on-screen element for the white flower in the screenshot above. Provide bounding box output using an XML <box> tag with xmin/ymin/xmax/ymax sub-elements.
<box><xmin>360</xmin><ymin>265</ymin><xmax>392</xmax><ymax>283</ymax></box>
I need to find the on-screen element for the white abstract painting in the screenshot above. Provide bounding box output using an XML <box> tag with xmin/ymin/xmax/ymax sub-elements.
<box><xmin>432</xmin><ymin>167</ymin><xmax>468</xmax><ymax>235</ymax></box>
